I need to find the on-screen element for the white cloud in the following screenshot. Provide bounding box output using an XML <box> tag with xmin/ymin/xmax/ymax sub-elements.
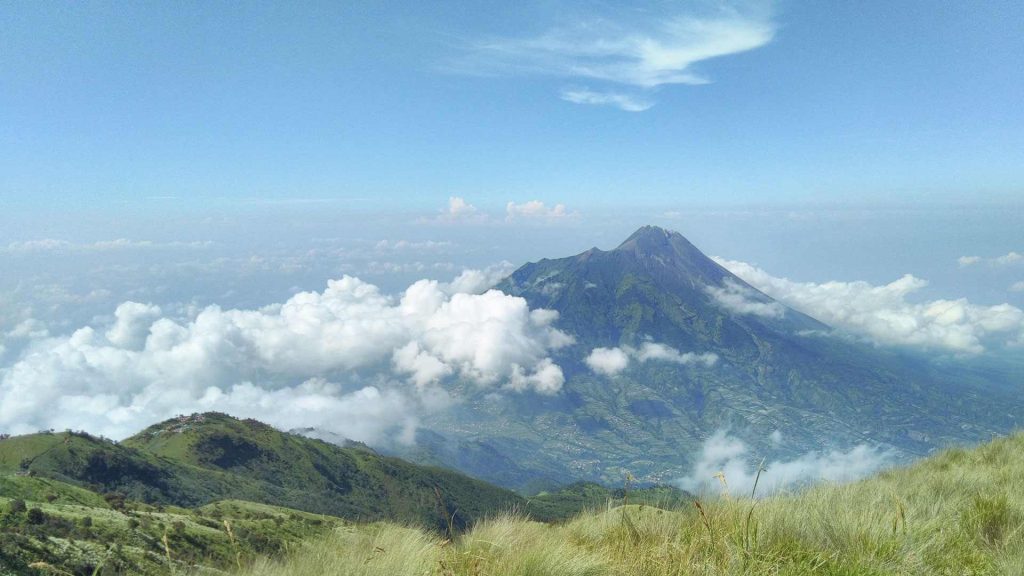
<box><xmin>559</xmin><ymin>88</ymin><xmax>653</xmax><ymax>112</ymax></box>
<box><xmin>443</xmin><ymin>261</ymin><xmax>516</xmax><ymax>295</ymax></box>
<box><xmin>995</xmin><ymin>252</ymin><xmax>1023</xmax><ymax>266</ymax></box>
<box><xmin>633</xmin><ymin>342</ymin><xmax>719</xmax><ymax>367</ymax></box>
<box><xmin>0</xmin><ymin>271</ymin><xmax>571</xmax><ymax>442</ymax></box>
<box><xmin>585</xmin><ymin>341</ymin><xmax>718</xmax><ymax>376</ymax></box>
<box><xmin>1011</xmin><ymin>281</ymin><xmax>1024</xmax><ymax>293</ymax></box>
<box><xmin>957</xmin><ymin>252</ymin><xmax>1022</xmax><ymax>267</ymax></box>
<box><xmin>106</xmin><ymin>302</ymin><xmax>162</xmax><ymax>349</ymax></box>
<box><xmin>585</xmin><ymin>347</ymin><xmax>631</xmax><ymax>376</ymax></box>
<box><xmin>714</xmin><ymin>257</ymin><xmax>1024</xmax><ymax>354</ymax></box>
<box><xmin>677</xmin><ymin>431</ymin><xmax>892</xmax><ymax>496</ymax></box>
<box><xmin>457</xmin><ymin>8</ymin><xmax>775</xmax><ymax>109</ymax></box>
<box><xmin>505</xmin><ymin>200</ymin><xmax>574</xmax><ymax>222</ymax></box>
<box><xmin>428</xmin><ymin>197</ymin><xmax>489</xmax><ymax>224</ymax></box>
<box><xmin>705</xmin><ymin>278</ymin><xmax>786</xmax><ymax>319</ymax></box>
<box><xmin>958</xmin><ymin>255</ymin><xmax>982</xmax><ymax>267</ymax></box>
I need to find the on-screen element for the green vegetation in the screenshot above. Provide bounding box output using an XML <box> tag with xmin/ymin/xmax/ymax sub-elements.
<box><xmin>0</xmin><ymin>413</ymin><xmax>522</xmax><ymax>530</ymax></box>
<box><xmin>246</xmin><ymin>431</ymin><xmax>1024</xmax><ymax>575</ymax></box>
<box><xmin>526</xmin><ymin>481</ymin><xmax>689</xmax><ymax>522</ymax></box>
<box><xmin>0</xmin><ymin>475</ymin><xmax>343</xmax><ymax>575</ymax></box>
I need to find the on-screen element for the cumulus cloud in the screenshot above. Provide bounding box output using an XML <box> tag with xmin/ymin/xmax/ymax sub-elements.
<box><xmin>0</xmin><ymin>272</ymin><xmax>571</xmax><ymax>442</ymax></box>
<box><xmin>995</xmin><ymin>252</ymin><xmax>1023</xmax><ymax>266</ymax></box>
<box><xmin>705</xmin><ymin>278</ymin><xmax>786</xmax><ymax>319</ymax></box>
<box><xmin>106</xmin><ymin>302</ymin><xmax>162</xmax><ymax>349</ymax></box>
<box><xmin>1011</xmin><ymin>281</ymin><xmax>1024</xmax><ymax>293</ymax></box>
<box><xmin>677</xmin><ymin>431</ymin><xmax>892</xmax><ymax>496</ymax></box>
<box><xmin>958</xmin><ymin>256</ymin><xmax>982</xmax><ymax>267</ymax></box>
<box><xmin>585</xmin><ymin>341</ymin><xmax>718</xmax><ymax>376</ymax></box>
<box><xmin>454</xmin><ymin>8</ymin><xmax>775</xmax><ymax>110</ymax></box>
<box><xmin>585</xmin><ymin>347</ymin><xmax>631</xmax><ymax>376</ymax></box>
<box><xmin>505</xmin><ymin>200</ymin><xmax>574</xmax><ymax>222</ymax></box>
<box><xmin>443</xmin><ymin>261</ymin><xmax>516</xmax><ymax>295</ymax></box>
<box><xmin>428</xmin><ymin>197</ymin><xmax>488</xmax><ymax>224</ymax></box>
<box><xmin>559</xmin><ymin>88</ymin><xmax>653</xmax><ymax>112</ymax></box>
<box><xmin>714</xmin><ymin>257</ymin><xmax>1024</xmax><ymax>354</ymax></box>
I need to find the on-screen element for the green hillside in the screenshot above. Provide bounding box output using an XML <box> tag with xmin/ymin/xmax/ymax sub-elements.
<box><xmin>0</xmin><ymin>473</ymin><xmax>342</xmax><ymax>575</ymax></box>
<box><xmin>0</xmin><ymin>413</ymin><xmax>523</xmax><ymax>531</ymax></box>
<box><xmin>246</xmin><ymin>430</ymin><xmax>1024</xmax><ymax>575</ymax></box>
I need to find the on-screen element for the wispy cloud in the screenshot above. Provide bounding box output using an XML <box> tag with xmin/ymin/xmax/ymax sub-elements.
<box><xmin>995</xmin><ymin>252</ymin><xmax>1023</xmax><ymax>266</ymax></box>
<box><xmin>957</xmin><ymin>252</ymin><xmax>1022</xmax><ymax>267</ymax></box>
<box><xmin>559</xmin><ymin>88</ymin><xmax>653</xmax><ymax>112</ymax></box>
<box><xmin>426</xmin><ymin>197</ymin><xmax>577</xmax><ymax>225</ymax></box>
<box><xmin>1</xmin><ymin>238</ymin><xmax>213</xmax><ymax>254</ymax></box>
<box><xmin>453</xmin><ymin>7</ymin><xmax>776</xmax><ymax>110</ymax></box>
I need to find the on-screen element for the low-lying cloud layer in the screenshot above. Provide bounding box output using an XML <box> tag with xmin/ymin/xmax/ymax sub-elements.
<box><xmin>677</xmin><ymin>431</ymin><xmax>892</xmax><ymax>496</ymax></box>
<box><xmin>705</xmin><ymin>278</ymin><xmax>786</xmax><ymax>319</ymax></box>
<box><xmin>714</xmin><ymin>257</ymin><xmax>1024</xmax><ymax>354</ymax></box>
<box><xmin>585</xmin><ymin>341</ymin><xmax>718</xmax><ymax>376</ymax></box>
<box><xmin>0</xmin><ymin>272</ymin><xmax>572</xmax><ymax>443</ymax></box>
<box><xmin>1</xmin><ymin>238</ymin><xmax>213</xmax><ymax>254</ymax></box>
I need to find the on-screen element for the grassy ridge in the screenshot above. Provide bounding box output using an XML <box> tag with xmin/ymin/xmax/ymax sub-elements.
<box><xmin>0</xmin><ymin>475</ymin><xmax>342</xmax><ymax>575</ymax></box>
<box><xmin>246</xmin><ymin>432</ymin><xmax>1024</xmax><ymax>575</ymax></box>
<box><xmin>0</xmin><ymin>413</ymin><xmax>523</xmax><ymax>530</ymax></box>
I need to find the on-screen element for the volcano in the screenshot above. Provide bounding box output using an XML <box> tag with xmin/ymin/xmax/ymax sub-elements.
<box><xmin>409</xmin><ymin>226</ymin><xmax>1023</xmax><ymax>490</ymax></box>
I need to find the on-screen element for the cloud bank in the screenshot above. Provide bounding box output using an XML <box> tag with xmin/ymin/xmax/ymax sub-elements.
<box><xmin>714</xmin><ymin>257</ymin><xmax>1024</xmax><ymax>354</ymax></box>
<box><xmin>677</xmin><ymin>431</ymin><xmax>892</xmax><ymax>496</ymax></box>
<box><xmin>706</xmin><ymin>278</ymin><xmax>786</xmax><ymax>319</ymax></box>
<box><xmin>1</xmin><ymin>239</ymin><xmax>213</xmax><ymax>254</ymax></box>
<box><xmin>0</xmin><ymin>273</ymin><xmax>572</xmax><ymax>443</ymax></box>
<box><xmin>585</xmin><ymin>341</ymin><xmax>718</xmax><ymax>376</ymax></box>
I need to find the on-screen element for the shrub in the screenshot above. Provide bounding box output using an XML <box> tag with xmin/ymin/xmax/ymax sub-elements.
<box><xmin>8</xmin><ymin>498</ymin><xmax>27</xmax><ymax>515</ymax></box>
<box><xmin>26</xmin><ymin>507</ymin><xmax>45</xmax><ymax>524</ymax></box>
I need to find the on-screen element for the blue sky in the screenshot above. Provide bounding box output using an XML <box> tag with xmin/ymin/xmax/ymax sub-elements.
<box><xmin>2</xmin><ymin>1</ymin><xmax>1023</xmax><ymax>209</ymax></box>
<box><xmin>0</xmin><ymin>2</ymin><xmax>1023</xmax><ymax>446</ymax></box>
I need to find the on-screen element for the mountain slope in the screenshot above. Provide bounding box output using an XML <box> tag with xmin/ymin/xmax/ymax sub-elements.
<box><xmin>0</xmin><ymin>413</ymin><xmax>522</xmax><ymax>531</ymax></box>
<box><xmin>413</xmin><ymin>226</ymin><xmax>1023</xmax><ymax>489</ymax></box>
<box><xmin>245</xmin><ymin>431</ymin><xmax>1024</xmax><ymax>576</ymax></box>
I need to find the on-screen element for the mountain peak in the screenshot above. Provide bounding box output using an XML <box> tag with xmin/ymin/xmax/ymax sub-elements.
<box><xmin>618</xmin><ymin>225</ymin><xmax>674</xmax><ymax>245</ymax></box>
<box><xmin>614</xmin><ymin>225</ymin><xmax>704</xmax><ymax>262</ymax></box>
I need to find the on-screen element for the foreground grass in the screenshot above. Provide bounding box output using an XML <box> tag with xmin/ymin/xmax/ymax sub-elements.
<box><xmin>246</xmin><ymin>433</ymin><xmax>1024</xmax><ymax>575</ymax></box>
